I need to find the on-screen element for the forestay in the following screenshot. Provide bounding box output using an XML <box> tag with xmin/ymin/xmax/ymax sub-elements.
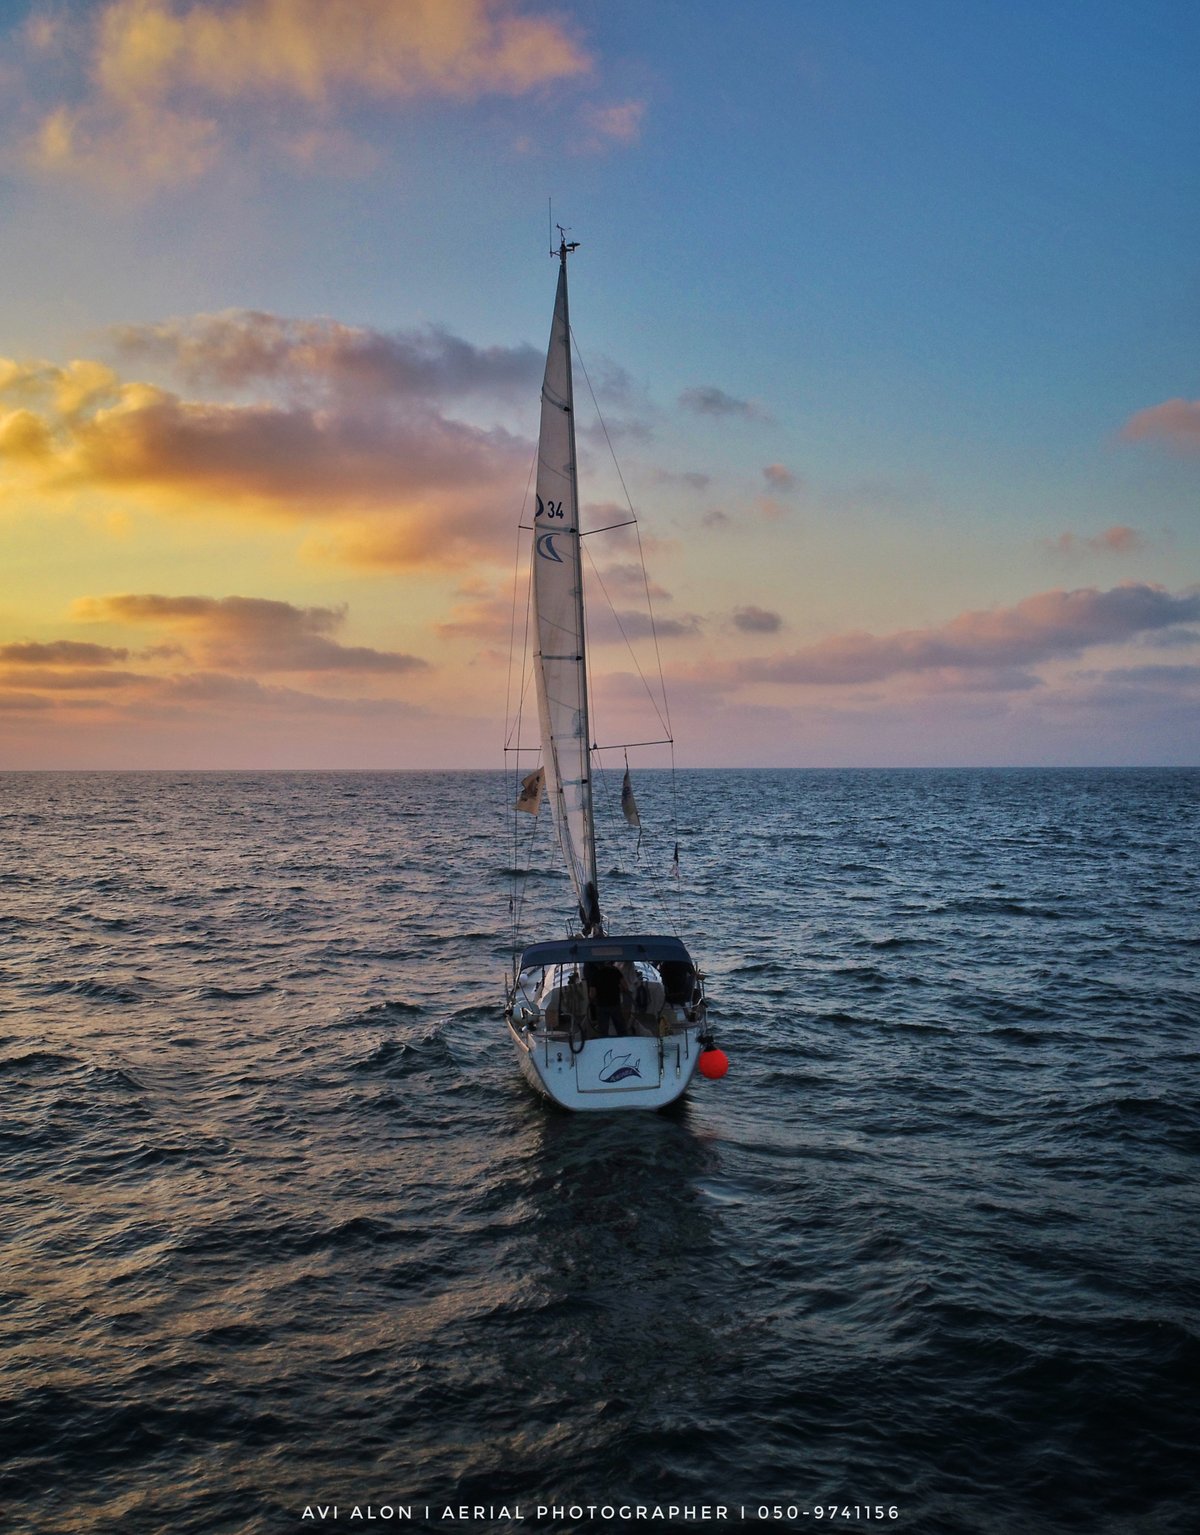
<box><xmin>532</xmin><ymin>245</ymin><xmax>600</xmax><ymax>933</ymax></box>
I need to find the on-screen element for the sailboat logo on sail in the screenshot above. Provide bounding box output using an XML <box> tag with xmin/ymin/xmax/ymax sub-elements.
<box><xmin>597</xmin><ymin>1049</ymin><xmax>643</xmax><ymax>1084</ymax></box>
<box><xmin>536</xmin><ymin>533</ymin><xmax>564</xmax><ymax>562</ymax></box>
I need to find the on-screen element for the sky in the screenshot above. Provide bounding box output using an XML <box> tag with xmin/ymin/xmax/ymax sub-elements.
<box><xmin>0</xmin><ymin>0</ymin><xmax>1196</xmax><ymax>769</ymax></box>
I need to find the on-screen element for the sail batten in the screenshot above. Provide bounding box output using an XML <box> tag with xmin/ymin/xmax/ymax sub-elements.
<box><xmin>532</xmin><ymin>244</ymin><xmax>600</xmax><ymax>933</ymax></box>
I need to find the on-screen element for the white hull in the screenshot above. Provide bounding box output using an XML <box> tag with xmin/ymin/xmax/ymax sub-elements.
<box><xmin>507</xmin><ymin>1019</ymin><xmax>703</xmax><ymax>1111</ymax></box>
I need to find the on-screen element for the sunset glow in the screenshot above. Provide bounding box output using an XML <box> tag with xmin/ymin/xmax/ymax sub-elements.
<box><xmin>2</xmin><ymin>0</ymin><xmax>1196</xmax><ymax>767</ymax></box>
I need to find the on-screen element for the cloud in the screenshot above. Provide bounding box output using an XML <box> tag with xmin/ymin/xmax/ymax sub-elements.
<box><xmin>1</xmin><ymin>320</ymin><xmax>532</xmax><ymax>567</ymax></box>
<box><xmin>24</xmin><ymin>0</ymin><xmax>590</xmax><ymax>188</ymax></box>
<box><xmin>1141</xmin><ymin>626</ymin><xmax>1200</xmax><ymax>650</ymax></box>
<box><xmin>762</xmin><ymin>463</ymin><xmax>798</xmax><ymax>492</ymax></box>
<box><xmin>63</xmin><ymin>389</ymin><xmax>518</xmax><ymax>512</ymax></box>
<box><xmin>578</xmin><ymin>98</ymin><xmax>644</xmax><ymax>152</ymax></box>
<box><xmin>0</xmin><ymin>639</ymin><xmax>130</xmax><ymax>664</ymax></box>
<box><xmin>111</xmin><ymin>311</ymin><xmax>541</xmax><ymax>400</ymax></box>
<box><xmin>701</xmin><ymin>584</ymin><xmax>1200</xmax><ymax>691</ymax></box>
<box><xmin>0</xmin><ymin>691</ymin><xmax>56</xmax><ymax>712</ymax></box>
<box><xmin>0</xmin><ymin>666</ymin><xmax>146</xmax><ymax>691</ymax></box>
<box><xmin>678</xmin><ymin>386</ymin><xmax>770</xmax><ymax>423</ymax></box>
<box><xmin>1047</xmin><ymin>525</ymin><xmax>1145</xmax><ymax>557</ymax></box>
<box><xmin>434</xmin><ymin>583</ymin><xmax>512</xmax><ymax>642</ymax></box>
<box><xmin>652</xmin><ymin>468</ymin><xmax>711</xmax><ymax>493</ymax></box>
<box><xmin>591</xmin><ymin>561</ymin><xmax>670</xmax><ymax>603</ymax></box>
<box><xmin>1120</xmin><ymin>398</ymin><xmax>1200</xmax><ymax>454</ymax></box>
<box><xmin>732</xmin><ymin>606</ymin><xmax>783</xmax><ymax>635</ymax></box>
<box><xmin>154</xmin><ymin>670</ymin><xmax>420</xmax><ymax>715</ymax></box>
<box><xmin>1080</xmin><ymin>664</ymin><xmax>1200</xmax><ymax>688</ymax></box>
<box><xmin>588</xmin><ymin>609</ymin><xmax>702</xmax><ymax>646</ymax></box>
<box><xmin>73</xmin><ymin>593</ymin><xmax>428</xmax><ymax>673</ymax></box>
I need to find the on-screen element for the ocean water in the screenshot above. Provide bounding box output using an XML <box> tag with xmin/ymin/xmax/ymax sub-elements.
<box><xmin>1</xmin><ymin>768</ymin><xmax>1197</xmax><ymax>1535</ymax></box>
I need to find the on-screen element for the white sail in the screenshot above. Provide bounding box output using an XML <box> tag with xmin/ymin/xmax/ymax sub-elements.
<box><xmin>532</xmin><ymin>247</ymin><xmax>600</xmax><ymax>932</ymax></box>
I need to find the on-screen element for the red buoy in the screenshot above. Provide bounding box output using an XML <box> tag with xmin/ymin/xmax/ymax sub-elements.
<box><xmin>698</xmin><ymin>1048</ymin><xmax>729</xmax><ymax>1080</ymax></box>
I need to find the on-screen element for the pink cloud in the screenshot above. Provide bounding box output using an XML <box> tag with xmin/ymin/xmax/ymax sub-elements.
<box><xmin>699</xmin><ymin>584</ymin><xmax>1200</xmax><ymax>691</ymax></box>
<box><xmin>588</xmin><ymin>609</ymin><xmax>702</xmax><ymax>645</ymax></box>
<box><xmin>1120</xmin><ymin>399</ymin><xmax>1200</xmax><ymax>453</ymax></box>
<box><xmin>578</xmin><ymin>99</ymin><xmax>645</xmax><ymax>152</ymax></box>
<box><xmin>732</xmin><ymin>606</ymin><xmax>783</xmax><ymax>634</ymax></box>
<box><xmin>1046</xmin><ymin>525</ymin><xmax>1145</xmax><ymax>558</ymax></box>
<box><xmin>762</xmin><ymin>463</ymin><xmax>798</xmax><ymax>492</ymax></box>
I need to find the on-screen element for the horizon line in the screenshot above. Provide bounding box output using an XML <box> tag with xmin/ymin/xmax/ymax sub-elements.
<box><xmin>2</xmin><ymin>764</ymin><xmax>1197</xmax><ymax>775</ymax></box>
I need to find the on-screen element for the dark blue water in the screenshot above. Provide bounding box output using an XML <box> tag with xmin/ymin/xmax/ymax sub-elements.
<box><xmin>2</xmin><ymin>769</ymin><xmax>1197</xmax><ymax>1535</ymax></box>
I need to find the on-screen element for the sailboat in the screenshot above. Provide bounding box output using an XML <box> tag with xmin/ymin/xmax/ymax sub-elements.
<box><xmin>504</xmin><ymin>233</ymin><xmax>724</xmax><ymax>1110</ymax></box>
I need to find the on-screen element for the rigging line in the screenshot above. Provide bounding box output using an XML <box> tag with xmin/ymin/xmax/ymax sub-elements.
<box><xmin>594</xmin><ymin>748</ymin><xmax>679</xmax><ymax>938</ymax></box>
<box><xmin>634</xmin><ymin>516</ymin><xmax>673</xmax><ymax>737</ymax></box>
<box><xmin>503</xmin><ymin>666</ymin><xmax>540</xmax><ymax>753</ymax></box>
<box><xmin>504</xmin><ymin>447</ymin><xmax>539</xmax><ymax>750</ymax></box>
<box><xmin>592</xmin><ymin>749</ymin><xmax>628</xmax><ymax>884</ymax></box>
<box><xmin>626</xmin><ymin>747</ymin><xmax>644</xmax><ymax>863</ymax></box>
<box><xmin>509</xmin><ymin>544</ymin><xmax>536</xmax><ymax>755</ymax></box>
<box><xmin>595</xmin><ymin>750</ymin><xmax>652</xmax><ymax>933</ymax></box>
<box><xmin>591</xmin><ymin>737</ymin><xmax>673</xmax><ymax>751</ymax></box>
<box><xmin>511</xmin><ymin>803</ymin><xmax>543</xmax><ymax>956</ymax></box>
<box><xmin>631</xmin><ymin>767</ymin><xmax>683</xmax><ymax>938</ymax></box>
<box><xmin>571</xmin><ymin>326</ymin><xmax>673</xmax><ymax>734</ymax></box>
<box><xmin>506</xmin><ymin>449</ymin><xmax>540</xmax><ymax>949</ymax></box>
<box><xmin>580</xmin><ymin>519</ymin><xmax>638</xmax><ymax>537</ymax></box>
<box><xmin>580</xmin><ymin>541</ymin><xmax>671</xmax><ymax>736</ymax></box>
<box><xmin>670</xmin><ymin>743</ymin><xmax>682</xmax><ymax>932</ymax></box>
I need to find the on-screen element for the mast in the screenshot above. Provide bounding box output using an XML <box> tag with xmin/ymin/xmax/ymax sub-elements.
<box><xmin>533</xmin><ymin>231</ymin><xmax>601</xmax><ymax>935</ymax></box>
<box><xmin>559</xmin><ymin>235</ymin><xmax>601</xmax><ymax>932</ymax></box>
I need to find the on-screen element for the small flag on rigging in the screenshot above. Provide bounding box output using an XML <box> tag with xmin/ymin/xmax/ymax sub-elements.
<box><xmin>515</xmin><ymin>766</ymin><xmax>545</xmax><ymax>814</ymax></box>
<box><xmin>621</xmin><ymin>763</ymin><xmax>640</xmax><ymax>827</ymax></box>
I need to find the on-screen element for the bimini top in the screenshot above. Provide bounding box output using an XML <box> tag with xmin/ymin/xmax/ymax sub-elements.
<box><xmin>518</xmin><ymin>934</ymin><xmax>694</xmax><ymax>969</ymax></box>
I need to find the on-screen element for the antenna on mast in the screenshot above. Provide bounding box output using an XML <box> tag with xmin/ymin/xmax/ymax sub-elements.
<box><xmin>556</xmin><ymin>222</ymin><xmax>580</xmax><ymax>262</ymax></box>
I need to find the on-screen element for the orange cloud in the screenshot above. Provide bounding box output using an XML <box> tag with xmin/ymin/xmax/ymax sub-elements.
<box><xmin>0</xmin><ymin>590</ymin><xmax>437</xmax><ymax>765</ymax></box>
<box><xmin>0</xmin><ymin>666</ymin><xmax>146</xmax><ymax>690</ymax></box>
<box><xmin>1120</xmin><ymin>398</ymin><xmax>1200</xmax><ymax>454</ymax></box>
<box><xmin>434</xmin><ymin>583</ymin><xmax>513</xmax><ymax>642</ymax></box>
<box><xmin>0</xmin><ymin>640</ymin><xmax>131</xmax><ymax>664</ymax></box>
<box><xmin>74</xmin><ymin>593</ymin><xmax>429</xmax><ymax>673</ymax></box>
<box><xmin>25</xmin><ymin>0</ymin><xmax>589</xmax><ymax>187</ymax></box>
<box><xmin>0</xmin><ymin>317</ymin><xmax>534</xmax><ymax>567</ymax></box>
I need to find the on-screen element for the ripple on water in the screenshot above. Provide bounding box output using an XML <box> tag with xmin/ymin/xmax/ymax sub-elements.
<box><xmin>0</xmin><ymin>767</ymin><xmax>1196</xmax><ymax>1535</ymax></box>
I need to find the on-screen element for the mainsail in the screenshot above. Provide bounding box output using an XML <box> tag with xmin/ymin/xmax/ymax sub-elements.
<box><xmin>532</xmin><ymin>240</ymin><xmax>601</xmax><ymax>934</ymax></box>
